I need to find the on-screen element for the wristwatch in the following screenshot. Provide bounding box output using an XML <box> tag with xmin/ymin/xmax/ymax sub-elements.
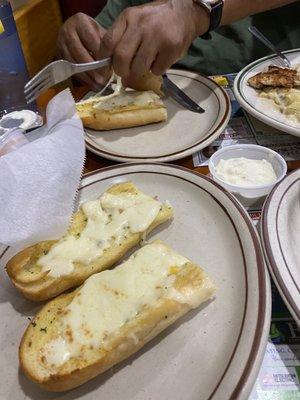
<box><xmin>193</xmin><ymin>0</ymin><xmax>224</xmax><ymax>39</ymax></box>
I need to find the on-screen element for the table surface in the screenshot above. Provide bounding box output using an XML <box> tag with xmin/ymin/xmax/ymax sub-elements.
<box><xmin>38</xmin><ymin>85</ymin><xmax>300</xmax><ymax>176</ymax></box>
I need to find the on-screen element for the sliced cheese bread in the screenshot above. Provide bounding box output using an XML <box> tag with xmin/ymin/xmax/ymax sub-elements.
<box><xmin>19</xmin><ymin>240</ymin><xmax>216</xmax><ymax>392</ymax></box>
<box><xmin>6</xmin><ymin>182</ymin><xmax>173</xmax><ymax>301</ymax></box>
<box><xmin>76</xmin><ymin>89</ymin><xmax>167</xmax><ymax>131</ymax></box>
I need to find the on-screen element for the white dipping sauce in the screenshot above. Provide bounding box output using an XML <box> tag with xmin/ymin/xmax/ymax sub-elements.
<box><xmin>215</xmin><ymin>157</ymin><xmax>277</xmax><ymax>187</ymax></box>
<box><xmin>0</xmin><ymin>110</ymin><xmax>38</xmax><ymax>130</ymax></box>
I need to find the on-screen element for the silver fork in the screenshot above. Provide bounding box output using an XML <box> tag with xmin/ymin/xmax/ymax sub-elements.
<box><xmin>24</xmin><ymin>58</ymin><xmax>111</xmax><ymax>104</ymax></box>
<box><xmin>248</xmin><ymin>26</ymin><xmax>291</xmax><ymax>69</ymax></box>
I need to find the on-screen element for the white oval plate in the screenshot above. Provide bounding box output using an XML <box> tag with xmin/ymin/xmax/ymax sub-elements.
<box><xmin>84</xmin><ymin>70</ymin><xmax>231</xmax><ymax>162</ymax></box>
<box><xmin>261</xmin><ymin>169</ymin><xmax>300</xmax><ymax>325</ymax></box>
<box><xmin>0</xmin><ymin>164</ymin><xmax>270</xmax><ymax>400</ymax></box>
<box><xmin>234</xmin><ymin>49</ymin><xmax>300</xmax><ymax>136</ymax></box>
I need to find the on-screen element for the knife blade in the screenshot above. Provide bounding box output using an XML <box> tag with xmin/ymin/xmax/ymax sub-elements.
<box><xmin>162</xmin><ymin>74</ymin><xmax>205</xmax><ymax>114</ymax></box>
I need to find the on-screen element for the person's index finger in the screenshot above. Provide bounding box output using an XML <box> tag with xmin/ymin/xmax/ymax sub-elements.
<box><xmin>99</xmin><ymin>13</ymin><xmax>127</xmax><ymax>58</ymax></box>
<box><xmin>68</xmin><ymin>31</ymin><xmax>95</xmax><ymax>64</ymax></box>
<box><xmin>60</xmin><ymin>44</ymin><xmax>102</xmax><ymax>89</ymax></box>
<box><xmin>77</xmin><ymin>21</ymin><xmax>102</xmax><ymax>57</ymax></box>
<box><xmin>129</xmin><ymin>39</ymin><xmax>157</xmax><ymax>79</ymax></box>
<box><xmin>113</xmin><ymin>27</ymin><xmax>141</xmax><ymax>78</ymax></box>
<box><xmin>67</xmin><ymin>33</ymin><xmax>108</xmax><ymax>85</ymax></box>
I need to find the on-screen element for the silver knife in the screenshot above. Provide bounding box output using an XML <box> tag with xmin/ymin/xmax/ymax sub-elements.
<box><xmin>162</xmin><ymin>74</ymin><xmax>205</xmax><ymax>114</ymax></box>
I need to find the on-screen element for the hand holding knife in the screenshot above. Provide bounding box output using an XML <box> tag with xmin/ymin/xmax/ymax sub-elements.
<box><xmin>25</xmin><ymin>54</ymin><xmax>205</xmax><ymax>115</ymax></box>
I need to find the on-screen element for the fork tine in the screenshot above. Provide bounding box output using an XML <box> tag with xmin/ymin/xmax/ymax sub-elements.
<box><xmin>26</xmin><ymin>91</ymin><xmax>43</xmax><ymax>104</ymax></box>
<box><xmin>24</xmin><ymin>61</ymin><xmax>54</xmax><ymax>92</ymax></box>
<box><xmin>24</xmin><ymin>74</ymin><xmax>51</xmax><ymax>93</ymax></box>
<box><xmin>24</xmin><ymin>76</ymin><xmax>52</xmax><ymax>98</ymax></box>
<box><xmin>25</xmin><ymin>80</ymin><xmax>53</xmax><ymax>103</ymax></box>
<box><xmin>25</xmin><ymin>95</ymin><xmax>36</xmax><ymax>105</ymax></box>
<box><xmin>25</xmin><ymin>70</ymin><xmax>49</xmax><ymax>87</ymax></box>
<box><xmin>25</xmin><ymin>88</ymin><xmax>47</xmax><ymax>104</ymax></box>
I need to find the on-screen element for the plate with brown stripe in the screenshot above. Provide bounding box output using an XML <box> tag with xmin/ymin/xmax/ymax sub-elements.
<box><xmin>83</xmin><ymin>69</ymin><xmax>231</xmax><ymax>163</ymax></box>
<box><xmin>0</xmin><ymin>163</ymin><xmax>270</xmax><ymax>399</ymax></box>
<box><xmin>261</xmin><ymin>168</ymin><xmax>300</xmax><ymax>326</ymax></box>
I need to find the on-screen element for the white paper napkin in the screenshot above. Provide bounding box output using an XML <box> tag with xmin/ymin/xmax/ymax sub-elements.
<box><xmin>0</xmin><ymin>89</ymin><xmax>86</xmax><ymax>248</ymax></box>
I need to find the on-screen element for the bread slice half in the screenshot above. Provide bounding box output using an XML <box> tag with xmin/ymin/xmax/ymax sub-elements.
<box><xmin>19</xmin><ymin>240</ymin><xmax>216</xmax><ymax>392</ymax></box>
<box><xmin>6</xmin><ymin>182</ymin><xmax>173</xmax><ymax>301</ymax></box>
<box><xmin>76</xmin><ymin>89</ymin><xmax>167</xmax><ymax>131</ymax></box>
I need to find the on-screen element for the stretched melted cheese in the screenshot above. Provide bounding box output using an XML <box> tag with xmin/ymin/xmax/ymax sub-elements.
<box><xmin>77</xmin><ymin>74</ymin><xmax>123</xmax><ymax>106</ymax></box>
<box><xmin>94</xmin><ymin>89</ymin><xmax>160</xmax><ymax>111</ymax></box>
<box><xmin>40</xmin><ymin>242</ymin><xmax>192</xmax><ymax>367</ymax></box>
<box><xmin>37</xmin><ymin>191</ymin><xmax>162</xmax><ymax>278</ymax></box>
<box><xmin>76</xmin><ymin>74</ymin><xmax>160</xmax><ymax>111</ymax></box>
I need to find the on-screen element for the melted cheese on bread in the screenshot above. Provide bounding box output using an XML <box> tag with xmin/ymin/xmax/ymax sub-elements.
<box><xmin>94</xmin><ymin>90</ymin><xmax>161</xmax><ymax>111</ymax></box>
<box><xmin>39</xmin><ymin>242</ymin><xmax>214</xmax><ymax>369</ymax></box>
<box><xmin>76</xmin><ymin>74</ymin><xmax>162</xmax><ymax>112</ymax></box>
<box><xmin>38</xmin><ymin>190</ymin><xmax>162</xmax><ymax>278</ymax></box>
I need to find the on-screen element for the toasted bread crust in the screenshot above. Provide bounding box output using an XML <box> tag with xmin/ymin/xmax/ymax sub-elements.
<box><xmin>126</xmin><ymin>72</ymin><xmax>164</xmax><ymax>97</ymax></box>
<box><xmin>6</xmin><ymin>183</ymin><xmax>173</xmax><ymax>301</ymax></box>
<box><xmin>19</xmin><ymin>252</ymin><xmax>215</xmax><ymax>392</ymax></box>
<box><xmin>76</xmin><ymin>73</ymin><xmax>166</xmax><ymax>131</ymax></box>
<box><xmin>79</xmin><ymin>106</ymin><xmax>167</xmax><ymax>131</ymax></box>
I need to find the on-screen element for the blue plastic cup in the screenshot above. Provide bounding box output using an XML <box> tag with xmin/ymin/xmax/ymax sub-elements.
<box><xmin>0</xmin><ymin>1</ymin><xmax>36</xmax><ymax>117</ymax></box>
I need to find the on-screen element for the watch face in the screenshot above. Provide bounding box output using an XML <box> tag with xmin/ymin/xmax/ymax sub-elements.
<box><xmin>201</xmin><ymin>0</ymin><xmax>222</xmax><ymax>11</ymax></box>
<box><xmin>195</xmin><ymin>0</ymin><xmax>223</xmax><ymax>16</ymax></box>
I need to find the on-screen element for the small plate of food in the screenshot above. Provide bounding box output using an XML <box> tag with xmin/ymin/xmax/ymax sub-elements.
<box><xmin>234</xmin><ymin>49</ymin><xmax>300</xmax><ymax>136</ymax></box>
<box><xmin>0</xmin><ymin>163</ymin><xmax>270</xmax><ymax>399</ymax></box>
<box><xmin>76</xmin><ymin>70</ymin><xmax>231</xmax><ymax>163</ymax></box>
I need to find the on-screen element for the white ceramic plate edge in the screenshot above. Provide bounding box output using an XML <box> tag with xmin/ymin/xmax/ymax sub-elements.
<box><xmin>233</xmin><ymin>49</ymin><xmax>300</xmax><ymax>136</ymax></box>
<box><xmin>235</xmin><ymin>260</ymin><xmax>271</xmax><ymax>400</ymax></box>
<box><xmin>0</xmin><ymin>164</ymin><xmax>271</xmax><ymax>399</ymax></box>
<box><xmin>261</xmin><ymin>237</ymin><xmax>299</xmax><ymax>326</ymax></box>
<box><xmin>261</xmin><ymin>169</ymin><xmax>300</xmax><ymax>325</ymax></box>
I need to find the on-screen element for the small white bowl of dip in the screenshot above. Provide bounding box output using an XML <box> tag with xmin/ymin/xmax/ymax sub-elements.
<box><xmin>208</xmin><ymin>144</ymin><xmax>287</xmax><ymax>198</ymax></box>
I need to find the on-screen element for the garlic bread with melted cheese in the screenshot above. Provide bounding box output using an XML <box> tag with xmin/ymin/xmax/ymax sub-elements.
<box><xmin>6</xmin><ymin>182</ymin><xmax>173</xmax><ymax>301</ymax></box>
<box><xmin>19</xmin><ymin>240</ymin><xmax>216</xmax><ymax>392</ymax></box>
<box><xmin>76</xmin><ymin>89</ymin><xmax>167</xmax><ymax>131</ymax></box>
<box><xmin>76</xmin><ymin>71</ymin><xmax>166</xmax><ymax>131</ymax></box>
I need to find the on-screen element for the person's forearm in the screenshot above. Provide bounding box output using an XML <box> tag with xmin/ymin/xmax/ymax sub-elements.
<box><xmin>221</xmin><ymin>0</ymin><xmax>297</xmax><ymax>26</ymax></box>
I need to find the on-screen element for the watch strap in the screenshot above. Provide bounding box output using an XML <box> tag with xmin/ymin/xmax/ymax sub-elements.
<box><xmin>196</xmin><ymin>0</ymin><xmax>224</xmax><ymax>40</ymax></box>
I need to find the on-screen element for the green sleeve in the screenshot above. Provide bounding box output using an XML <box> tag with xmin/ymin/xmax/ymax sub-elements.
<box><xmin>95</xmin><ymin>0</ymin><xmax>132</xmax><ymax>29</ymax></box>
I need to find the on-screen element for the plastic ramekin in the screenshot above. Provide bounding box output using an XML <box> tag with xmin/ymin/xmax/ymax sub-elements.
<box><xmin>208</xmin><ymin>144</ymin><xmax>287</xmax><ymax>198</ymax></box>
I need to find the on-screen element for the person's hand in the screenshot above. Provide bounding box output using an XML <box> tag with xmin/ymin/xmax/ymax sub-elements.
<box><xmin>99</xmin><ymin>0</ymin><xmax>209</xmax><ymax>85</ymax></box>
<box><xmin>57</xmin><ymin>13</ymin><xmax>112</xmax><ymax>91</ymax></box>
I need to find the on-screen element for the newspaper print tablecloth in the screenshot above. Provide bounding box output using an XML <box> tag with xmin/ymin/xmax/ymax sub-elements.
<box><xmin>250</xmin><ymin>282</ymin><xmax>300</xmax><ymax>400</ymax></box>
